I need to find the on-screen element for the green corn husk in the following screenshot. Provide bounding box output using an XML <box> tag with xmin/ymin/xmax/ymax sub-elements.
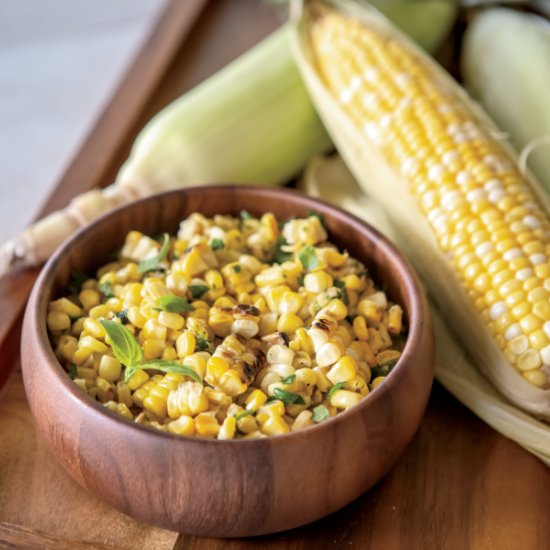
<box><xmin>462</xmin><ymin>8</ymin><xmax>550</xmax><ymax>195</ymax></box>
<box><xmin>300</xmin><ymin>154</ymin><xmax>550</xmax><ymax>465</ymax></box>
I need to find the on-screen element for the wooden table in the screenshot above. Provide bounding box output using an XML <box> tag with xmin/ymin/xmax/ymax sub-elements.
<box><xmin>1</xmin><ymin>1</ymin><xmax>548</xmax><ymax>548</ymax></box>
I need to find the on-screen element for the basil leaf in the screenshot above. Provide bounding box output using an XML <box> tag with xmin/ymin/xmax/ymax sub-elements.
<box><xmin>312</xmin><ymin>405</ymin><xmax>330</xmax><ymax>423</ymax></box>
<box><xmin>116</xmin><ymin>309</ymin><xmax>129</xmax><ymax>324</ymax></box>
<box><xmin>272</xmin><ymin>236</ymin><xmax>292</xmax><ymax>264</ymax></box>
<box><xmin>137</xmin><ymin>233</ymin><xmax>170</xmax><ymax>274</ymax></box>
<box><xmin>327</xmin><ymin>382</ymin><xmax>346</xmax><ymax>401</ymax></box>
<box><xmin>298</xmin><ymin>245</ymin><xmax>318</xmax><ymax>272</ymax></box>
<box><xmin>132</xmin><ymin>360</ymin><xmax>202</xmax><ymax>384</ymax></box>
<box><xmin>280</xmin><ymin>374</ymin><xmax>296</xmax><ymax>385</ymax></box>
<box><xmin>69</xmin><ymin>364</ymin><xmax>78</xmax><ymax>380</ymax></box>
<box><xmin>210</xmin><ymin>238</ymin><xmax>224</xmax><ymax>251</ymax></box>
<box><xmin>189</xmin><ymin>285</ymin><xmax>209</xmax><ymax>300</ymax></box>
<box><xmin>99</xmin><ymin>320</ymin><xmax>143</xmax><ymax>367</ymax></box>
<box><xmin>307</xmin><ymin>210</ymin><xmax>327</xmax><ymax>229</ymax></box>
<box><xmin>234</xmin><ymin>409</ymin><xmax>254</xmax><ymax>421</ymax></box>
<box><xmin>156</xmin><ymin>294</ymin><xmax>195</xmax><ymax>313</ymax></box>
<box><xmin>272</xmin><ymin>388</ymin><xmax>305</xmax><ymax>405</ymax></box>
<box><xmin>98</xmin><ymin>281</ymin><xmax>115</xmax><ymax>299</ymax></box>
<box><xmin>371</xmin><ymin>360</ymin><xmax>397</xmax><ymax>379</ymax></box>
<box><xmin>68</xmin><ymin>272</ymin><xmax>88</xmax><ymax>295</ymax></box>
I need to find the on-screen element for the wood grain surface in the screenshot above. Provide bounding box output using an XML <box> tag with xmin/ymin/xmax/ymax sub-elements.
<box><xmin>1</xmin><ymin>0</ymin><xmax>549</xmax><ymax>548</ymax></box>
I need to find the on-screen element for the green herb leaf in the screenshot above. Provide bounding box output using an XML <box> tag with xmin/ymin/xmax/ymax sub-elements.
<box><xmin>334</xmin><ymin>280</ymin><xmax>350</xmax><ymax>306</ymax></box>
<box><xmin>307</xmin><ymin>210</ymin><xmax>327</xmax><ymax>229</ymax></box>
<box><xmin>234</xmin><ymin>409</ymin><xmax>254</xmax><ymax>421</ymax></box>
<box><xmin>312</xmin><ymin>405</ymin><xmax>330</xmax><ymax>423</ymax></box>
<box><xmin>68</xmin><ymin>272</ymin><xmax>88</xmax><ymax>295</ymax></box>
<box><xmin>370</xmin><ymin>360</ymin><xmax>397</xmax><ymax>379</ymax></box>
<box><xmin>116</xmin><ymin>309</ymin><xmax>129</xmax><ymax>324</ymax></box>
<box><xmin>271</xmin><ymin>388</ymin><xmax>305</xmax><ymax>405</ymax></box>
<box><xmin>280</xmin><ymin>374</ymin><xmax>296</xmax><ymax>385</ymax></box>
<box><xmin>334</xmin><ymin>279</ymin><xmax>345</xmax><ymax>290</ymax></box>
<box><xmin>298</xmin><ymin>245</ymin><xmax>318</xmax><ymax>272</ymax></box>
<box><xmin>297</xmin><ymin>274</ymin><xmax>305</xmax><ymax>287</ymax></box>
<box><xmin>327</xmin><ymin>382</ymin><xmax>346</xmax><ymax>401</ymax></box>
<box><xmin>133</xmin><ymin>360</ymin><xmax>202</xmax><ymax>384</ymax></box>
<box><xmin>137</xmin><ymin>233</ymin><xmax>170</xmax><ymax>274</ymax></box>
<box><xmin>189</xmin><ymin>285</ymin><xmax>209</xmax><ymax>300</ymax></box>
<box><xmin>195</xmin><ymin>334</ymin><xmax>214</xmax><ymax>353</ymax></box>
<box><xmin>69</xmin><ymin>364</ymin><xmax>78</xmax><ymax>380</ymax></box>
<box><xmin>272</xmin><ymin>236</ymin><xmax>292</xmax><ymax>264</ymax></box>
<box><xmin>240</xmin><ymin>210</ymin><xmax>253</xmax><ymax>221</ymax></box>
<box><xmin>156</xmin><ymin>294</ymin><xmax>195</xmax><ymax>313</ymax></box>
<box><xmin>210</xmin><ymin>238</ymin><xmax>225</xmax><ymax>251</ymax></box>
<box><xmin>99</xmin><ymin>320</ymin><xmax>143</xmax><ymax>368</ymax></box>
<box><xmin>98</xmin><ymin>281</ymin><xmax>115</xmax><ymax>299</ymax></box>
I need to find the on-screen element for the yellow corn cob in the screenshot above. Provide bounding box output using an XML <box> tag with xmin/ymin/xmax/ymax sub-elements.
<box><xmin>293</xmin><ymin>1</ymin><xmax>550</xmax><ymax>417</ymax></box>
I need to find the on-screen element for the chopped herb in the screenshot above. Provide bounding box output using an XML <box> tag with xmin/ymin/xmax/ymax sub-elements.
<box><xmin>271</xmin><ymin>388</ymin><xmax>305</xmax><ymax>405</ymax></box>
<box><xmin>116</xmin><ymin>309</ymin><xmax>129</xmax><ymax>324</ymax></box>
<box><xmin>370</xmin><ymin>360</ymin><xmax>397</xmax><ymax>379</ymax></box>
<box><xmin>297</xmin><ymin>274</ymin><xmax>305</xmax><ymax>287</ymax></box>
<box><xmin>137</xmin><ymin>233</ymin><xmax>170</xmax><ymax>274</ymax></box>
<box><xmin>210</xmin><ymin>238</ymin><xmax>225</xmax><ymax>251</ymax></box>
<box><xmin>156</xmin><ymin>294</ymin><xmax>195</xmax><ymax>313</ymax></box>
<box><xmin>240</xmin><ymin>210</ymin><xmax>253</xmax><ymax>221</ymax></box>
<box><xmin>195</xmin><ymin>334</ymin><xmax>214</xmax><ymax>353</ymax></box>
<box><xmin>307</xmin><ymin>210</ymin><xmax>327</xmax><ymax>229</ymax></box>
<box><xmin>298</xmin><ymin>245</ymin><xmax>318</xmax><ymax>272</ymax></box>
<box><xmin>68</xmin><ymin>272</ymin><xmax>88</xmax><ymax>295</ymax></box>
<box><xmin>137</xmin><ymin>361</ymin><xmax>201</xmax><ymax>384</ymax></box>
<box><xmin>334</xmin><ymin>280</ymin><xmax>350</xmax><ymax>305</ymax></box>
<box><xmin>334</xmin><ymin>279</ymin><xmax>346</xmax><ymax>290</ymax></box>
<box><xmin>189</xmin><ymin>285</ymin><xmax>209</xmax><ymax>300</ymax></box>
<box><xmin>98</xmin><ymin>281</ymin><xmax>115</xmax><ymax>299</ymax></box>
<box><xmin>272</xmin><ymin>236</ymin><xmax>292</xmax><ymax>264</ymax></box>
<box><xmin>312</xmin><ymin>405</ymin><xmax>330</xmax><ymax>423</ymax></box>
<box><xmin>234</xmin><ymin>409</ymin><xmax>254</xmax><ymax>421</ymax></box>
<box><xmin>69</xmin><ymin>364</ymin><xmax>78</xmax><ymax>380</ymax></box>
<box><xmin>280</xmin><ymin>374</ymin><xmax>296</xmax><ymax>385</ymax></box>
<box><xmin>327</xmin><ymin>382</ymin><xmax>346</xmax><ymax>401</ymax></box>
<box><xmin>233</xmin><ymin>265</ymin><xmax>241</xmax><ymax>273</ymax></box>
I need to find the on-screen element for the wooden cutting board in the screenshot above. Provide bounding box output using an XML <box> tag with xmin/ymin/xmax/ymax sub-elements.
<box><xmin>0</xmin><ymin>1</ymin><xmax>549</xmax><ymax>548</ymax></box>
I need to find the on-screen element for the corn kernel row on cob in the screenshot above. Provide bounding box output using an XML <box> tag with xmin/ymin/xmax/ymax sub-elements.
<box><xmin>291</xmin><ymin>0</ymin><xmax>550</xmax><ymax>418</ymax></box>
<box><xmin>48</xmin><ymin>212</ymin><xmax>406</xmax><ymax>438</ymax></box>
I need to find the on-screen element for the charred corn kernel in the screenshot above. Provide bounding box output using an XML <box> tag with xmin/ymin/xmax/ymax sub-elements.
<box><xmin>205</xmin><ymin>356</ymin><xmax>230</xmax><ymax>386</ymax></box>
<box><xmin>127</xmin><ymin>369</ymin><xmax>149</xmax><ymax>390</ymax></box>
<box><xmin>79</xmin><ymin>289</ymin><xmax>101</xmax><ymax>310</ymax></box>
<box><xmin>167</xmin><ymin>415</ymin><xmax>195</xmax><ymax>436</ymax></box>
<box><xmin>304</xmin><ymin>271</ymin><xmax>333</xmax><ymax>292</ymax></box>
<box><xmin>327</xmin><ymin>355</ymin><xmax>358</xmax><ymax>384</ymax></box>
<box><xmin>195</xmin><ymin>414</ymin><xmax>220</xmax><ymax>437</ymax></box>
<box><xmin>371</xmin><ymin>377</ymin><xmax>386</xmax><ymax>390</ymax></box>
<box><xmin>246</xmin><ymin>389</ymin><xmax>268</xmax><ymax>411</ymax></box>
<box><xmin>267</xmin><ymin>344</ymin><xmax>295</xmax><ymax>365</ymax></box>
<box><xmin>176</xmin><ymin>331</ymin><xmax>196</xmax><ymax>358</ymax></box>
<box><xmin>47</xmin><ymin>311</ymin><xmax>71</xmax><ymax>332</ymax></box>
<box><xmin>387</xmin><ymin>305</ymin><xmax>403</xmax><ymax>335</ymax></box>
<box><xmin>98</xmin><ymin>355</ymin><xmax>121</xmax><ymax>382</ymax></box>
<box><xmin>292</xmin><ymin>410</ymin><xmax>314</xmax><ymax>431</ymax></box>
<box><xmin>330</xmin><ymin>389</ymin><xmax>362</xmax><ymax>410</ymax></box>
<box><xmin>218</xmin><ymin>416</ymin><xmax>237</xmax><ymax>440</ymax></box>
<box><xmin>277</xmin><ymin>313</ymin><xmax>303</xmax><ymax>334</ymax></box>
<box><xmin>357</xmin><ymin>299</ymin><xmax>382</xmax><ymax>323</ymax></box>
<box><xmin>316</xmin><ymin>342</ymin><xmax>342</xmax><ymax>367</ymax></box>
<box><xmin>116</xmin><ymin>382</ymin><xmax>133</xmax><ymax>408</ymax></box>
<box><xmin>232</xmin><ymin>319</ymin><xmax>259</xmax><ymax>338</ymax></box>
<box><xmin>218</xmin><ymin>369</ymin><xmax>248</xmax><ymax>396</ymax></box>
<box><xmin>157</xmin><ymin>311</ymin><xmax>184</xmax><ymax>331</ymax></box>
<box><xmin>88</xmin><ymin>304</ymin><xmax>110</xmax><ymax>319</ymax></box>
<box><xmin>49</xmin><ymin>297</ymin><xmax>82</xmax><ymax>318</ymax></box>
<box><xmin>261</xmin><ymin>415</ymin><xmax>290</xmax><ymax>436</ymax></box>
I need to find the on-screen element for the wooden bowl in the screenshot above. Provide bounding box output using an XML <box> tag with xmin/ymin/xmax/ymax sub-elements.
<box><xmin>21</xmin><ymin>185</ymin><xmax>434</xmax><ymax>537</ymax></box>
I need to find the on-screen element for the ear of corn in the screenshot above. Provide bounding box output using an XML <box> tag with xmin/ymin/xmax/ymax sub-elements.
<box><xmin>462</xmin><ymin>8</ymin><xmax>550</xmax><ymax>196</ymax></box>
<box><xmin>300</xmin><ymin>153</ymin><xmax>550</xmax><ymax>465</ymax></box>
<box><xmin>291</xmin><ymin>0</ymin><xmax>550</xmax><ymax>419</ymax></box>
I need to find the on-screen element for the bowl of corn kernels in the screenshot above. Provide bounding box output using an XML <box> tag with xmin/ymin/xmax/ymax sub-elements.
<box><xmin>21</xmin><ymin>185</ymin><xmax>434</xmax><ymax>537</ymax></box>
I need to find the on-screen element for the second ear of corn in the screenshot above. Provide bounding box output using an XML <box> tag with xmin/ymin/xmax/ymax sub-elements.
<box><xmin>291</xmin><ymin>0</ymin><xmax>550</xmax><ymax>419</ymax></box>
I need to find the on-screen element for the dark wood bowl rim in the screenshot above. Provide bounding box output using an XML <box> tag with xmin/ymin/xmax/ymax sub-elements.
<box><xmin>28</xmin><ymin>184</ymin><xmax>429</xmax><ymax>448</ymax></box>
